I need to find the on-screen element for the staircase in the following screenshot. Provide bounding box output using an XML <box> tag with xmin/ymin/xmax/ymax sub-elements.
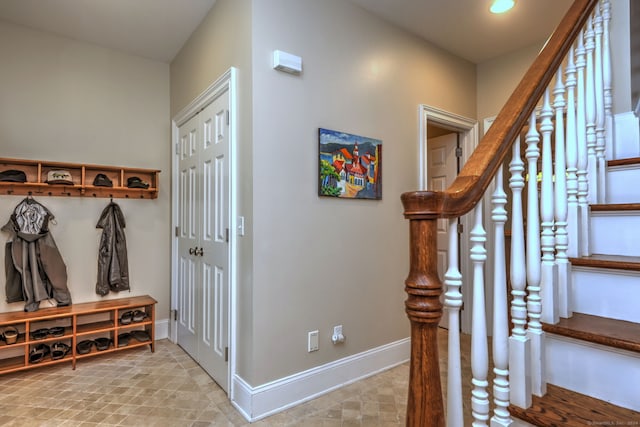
<box><xmin>399</xmin><ymin>0</ymin><xmax>640</xmax><ymax>425</ymax></box>
<box><xmin>511</xmin><ymin>155</ymin><xmax>640</xmax><ymax>424</ymax></box>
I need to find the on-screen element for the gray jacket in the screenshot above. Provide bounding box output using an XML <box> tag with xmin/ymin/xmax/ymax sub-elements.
<box><xmin>96</xmin><ymin>202</ymin><xmax>129</xmax><ymax>296</ymax></box>
<box><xmin>2</xmin><ymin>198</ymin><xmax>71</xmax><ymax>311</ymax></box>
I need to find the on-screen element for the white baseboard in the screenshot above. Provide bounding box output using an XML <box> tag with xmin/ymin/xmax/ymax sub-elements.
<box><xmin>154</xmin><ymin>319</ymin><xmax>169</xmax><ymax>340</ymax></box>
<box><xmin>231</xmin><ymin>337</ymin><xmax>410</xmax><ymax>422</ymax></box>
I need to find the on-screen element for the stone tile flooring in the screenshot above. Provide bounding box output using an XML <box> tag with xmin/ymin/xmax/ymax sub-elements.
<box><xmin>0</xmin><ymin>330</ymin><xmax>531</xmax><ymax>426</ymax></box>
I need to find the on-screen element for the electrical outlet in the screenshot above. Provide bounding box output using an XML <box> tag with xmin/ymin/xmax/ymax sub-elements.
<box><xmin>308</xmin><ymin>330</ymin><xmax>319</xmax><ymax>352</ymax></box>
<box><xmin>333</xmin><ymin>325</ymin><xmax>342</xmax><ymax>337</ymax></box>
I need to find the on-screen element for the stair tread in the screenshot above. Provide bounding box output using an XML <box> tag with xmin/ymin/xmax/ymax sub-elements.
<box><xmin>510</xmin><ymin>384</ymin><xmax>640</xmax><ymax>426</ymax></box>
<box><xmin>591</xmin><ymin>202</ymin><xmax>640</xmax><ymax>211</ymax></box>
<box><xmin>570</xmin><ymin>253</ymin><xmax>640</xmax><ymax>271</ymax></box>
<box><xmin>608</xmin><ymin>157</ymin><xmax>640</xmax><ymax>167</ymax></box>
<box><xmin>543</xmin><ymin>313</ymin><xmax>640</xmax><ymax>353</ymax></box>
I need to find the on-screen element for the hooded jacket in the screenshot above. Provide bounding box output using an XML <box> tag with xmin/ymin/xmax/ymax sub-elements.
<box><xmin>2</xmin><ymin>198</ymin><xmax>71</xmax><ymax>312</ymax></box>
<box><xmin>96</xmin><ymin>202</ymin><xmax>129</xmax><ymax>295</ymax></box>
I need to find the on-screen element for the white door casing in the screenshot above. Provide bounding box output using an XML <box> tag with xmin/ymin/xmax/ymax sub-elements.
<box><xmin>171</xmin><ymin>68</ymin><xmax>237</xmax><ymax>396</ymax></box>
<box><xmin>419</xmin><ymin>105</ymin><xmax>478</xmax><ymax>334</ymax></box>
<box><xmin>427</xmin><ymin>133</ymin><xmax>459</xmax><ymax>330</ymax></box>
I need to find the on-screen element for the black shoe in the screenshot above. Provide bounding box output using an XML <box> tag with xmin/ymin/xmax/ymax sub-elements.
<box><xmin>51</xmin><ymin>342</ymin><xmax>70</xmax><ymax>360</ymax></box>
<box><xmin>94</xmin><ymin>337</ymin><xmax>111</xmax><ymax>351</ymax></box>
<box><xmin>76</xmin><ymin>340</ymin><xmax>95</xmax><ymax>355</ymax></box>
<box><xmin>29</xmin><ymin>344</ymin><xmax>50</xmax><ymax>363</ymax></box>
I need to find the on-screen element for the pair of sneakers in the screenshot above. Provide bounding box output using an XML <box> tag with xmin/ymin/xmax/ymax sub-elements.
<box><xmin>119</xmin><ymin>310</ymin><xmax>146</xmax><ymax>325</ymax></box>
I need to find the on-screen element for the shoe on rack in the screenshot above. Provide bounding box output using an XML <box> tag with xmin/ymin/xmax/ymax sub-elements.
<box><xmin>132</xmin><ymin>310</ymin><xmax>146</xmax><ymax>323</ymax></box>
<box><xmin>120</xmin><ymin>311</ymin><xmax>133</xmax><ymax>325</ymax></box>
<box><xmin>94</xmin><ymin>337</ymin><xmax>111</xmax><ymax>351</ymax></box>
<box><xmin>3</xmin><ymin>326</ymin><xmax>18</xmax><ymax>345</ymax></box>
<box><xmin>76</xmin><ymin>340</ymin><xmax>95</xmax><ymax>355</ymax></box>
<box><xmin>117</xmin><ymin>333</ymin><xmax>130</xmax><ymax>348</ymax></box>
<box><xmin>130</xmin><ymin>330</ymin><xmax>150</xmax><ymax>342</ymax></box>
<box><xmin>51</xmin><ymin>342</ymin><xmax>70</xmax><ymax>360</ymax></box>
<box><xmin>29</xmin><ymin>343</ymin><xmax>50</xmax><ymax>364</ymax></box>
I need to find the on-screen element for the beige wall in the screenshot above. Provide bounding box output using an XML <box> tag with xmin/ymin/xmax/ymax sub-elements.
<box><xmin>0</xmin><ymin>22</ymin><xmax>171</xmax><ymax>317</ymax></box>
<box><xmin>477</xmin><ymin>42</ymin><xmax>544</xmax><ymax>128</ymax></box>
<box><xmin>249</xmin><ymin>0</ymin><xmax>476</xmax><ymax>385</ymax></box>
<box><xmin>169</xmin><ymin>0</ymin><xmax>255</xmax><ymax>379</ymax></box>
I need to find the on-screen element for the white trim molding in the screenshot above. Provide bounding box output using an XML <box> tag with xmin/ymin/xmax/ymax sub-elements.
<box><xmin>154</xmin><ymin>319</ymin><xmax>169</xmax><ymax>341</ymax></box>
<box><xmin>419</xmin><ymin>104</ymin><xmax>478</xmax><ymax>334</ymax></box>
<box><xmin>231</xmin><ymin>338</ymin><xmax>410</xmax><ymax>422</ymax></box>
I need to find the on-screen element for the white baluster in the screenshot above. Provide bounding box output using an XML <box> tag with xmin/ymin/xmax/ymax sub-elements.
<box><xmin>491</xmin><ymin>167</ymin><xmax>512</xmax><ymax>427</ymax></box>
<box><xmin>471</xmin><ymin>203</ymin><xmax>489</xmax><ymax>427</ymax></box>
<box><xmin>525</xmin><ymin>110</ymin><xmax>546</xmax><ymax>397</ymax></box>
<box><xmin>594</xmin><ymin>5</ymin><xmax>606</xmax><ymax>203</ymax></box>
<box><xmin>576</xmin><ymin>29</ymin><xmax>591</xmax><ymax>257</ymax></box>
<box><xmin>602</xmin><ymin>0</ymin><xmax>614</xmax><ymax>161</ymax></box>
<box><xmin>585</xmin><ymin>15</ymin><xmax>598</xmax><ymax>204</ymax></box>
<box><xmin>540</xmin><ymin>89</ymin><xmax>559</xmax><ymax>325</ymax></box>
<box><xmin>554</xmin><ymin>66</ymin><xmax>572</xmax><ymax>319</ymax></box>
<box><xmin>445</xmin><ymin>218</ymin><xmax>464</xmax><ymax>427</ymax></box>
<box><xmin>565</xmin><ymin>45</ymin><xmax>580</xmax><ymax>259</ymax></box>
<box><xmin>509</xmin><ymin>138</ymin><xmax>532</xmax><ymax>409</ymax></box>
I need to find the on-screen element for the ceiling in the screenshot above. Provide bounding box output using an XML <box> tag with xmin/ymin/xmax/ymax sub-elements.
<box><xmin>0</xmin><ymin>0</ymin><xmax>217</xmax><ymax>63</ymax></box>
<box><xmin>0</xmin><ymin>0</ymin><xmax>573</xmax><ymax>64</ymax></box>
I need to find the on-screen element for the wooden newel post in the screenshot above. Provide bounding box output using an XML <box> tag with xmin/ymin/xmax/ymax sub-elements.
<box><xmin>403</xmin><ymin>206</ymin><xmax>446</xmax><ymax>426</ymax></box>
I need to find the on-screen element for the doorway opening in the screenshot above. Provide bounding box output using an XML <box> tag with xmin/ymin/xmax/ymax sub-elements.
<box><xmin>419</xmin><ymin>105</ymin><xmax>478</xmax><ymax>333</ymax></box>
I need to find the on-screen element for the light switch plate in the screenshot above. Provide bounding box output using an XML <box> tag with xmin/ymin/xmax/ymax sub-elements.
<box><xmin>308</xmin><ymin>330</ymin><xmax>319</xmax><ymax>352</ymax></box>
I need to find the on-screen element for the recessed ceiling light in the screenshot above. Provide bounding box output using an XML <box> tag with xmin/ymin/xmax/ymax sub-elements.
<box><xmin>490</xmin><ymin>0</ymin><xmax>516</xmax><ymax>14</ymax></box>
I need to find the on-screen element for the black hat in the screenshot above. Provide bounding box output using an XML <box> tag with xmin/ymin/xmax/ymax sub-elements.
<box><xmin>0</xmin><ymin>169</ymin><xmax>27</xmax><ymax>183</ymax></box>
<box><xmin>127</xmin><ymin>176</ymin><xmax>149</xmax><ymax>189</ymax></box>
<box><xmin>93</xmin><ymin>173</ymin><xmax>113</xmax><ymax>187</ymax></box>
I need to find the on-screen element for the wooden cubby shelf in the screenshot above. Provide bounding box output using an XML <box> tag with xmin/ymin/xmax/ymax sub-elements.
<box><xmin>0</xmin><ymin>157</ymin><xmax>160</xmax><ymax>199</ymax></box>
<box><xmin>0</xmin><ymin>295</ymin><xmax>156</xmax><ymax>374</ymax></box>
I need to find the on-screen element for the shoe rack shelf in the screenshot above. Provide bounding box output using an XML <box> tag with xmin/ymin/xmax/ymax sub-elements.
<box><xmin>0</xmin><ymin>295</ymin><xmax>156</xmax><ymax>374</ymax></box>
<box><xmin>0</xmin><ymin>157</ymin><xmax>160</xmax><ymax>199</ymax></box>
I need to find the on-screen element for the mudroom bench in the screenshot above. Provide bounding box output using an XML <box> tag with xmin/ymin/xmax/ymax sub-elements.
<box><xmin>0</xmin><ymin>295</ymin><xmax>156</xmax><ymax>374</ymax></box>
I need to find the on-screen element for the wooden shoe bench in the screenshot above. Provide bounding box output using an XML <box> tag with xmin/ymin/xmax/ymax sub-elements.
<box><xmin>0</xmin><ymin>295</ymin><xmax>156</xmax><ymax>374</ymax></box>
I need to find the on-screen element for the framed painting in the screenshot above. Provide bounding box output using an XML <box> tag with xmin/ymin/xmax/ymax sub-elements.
<box><xmin>318</xmin><ymin>128</ymin><xmax>382</xmax><ymax>199</ymax></box>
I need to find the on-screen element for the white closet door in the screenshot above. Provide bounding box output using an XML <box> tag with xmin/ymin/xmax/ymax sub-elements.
<box><xmin>177</xmin><ymin>113</ymin><xmax>200</xmax><ymax>357</ymax></box>
<box><xmin>197</xmin><ymin>92</ymin><xmax>230</xmax><ymax>391</ymax></box>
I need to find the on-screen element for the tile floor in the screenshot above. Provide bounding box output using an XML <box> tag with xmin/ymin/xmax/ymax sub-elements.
<box><xmin>0</xmin><ymin>329</ymin><xmax>529</xmax><ymax>426</ymax></box>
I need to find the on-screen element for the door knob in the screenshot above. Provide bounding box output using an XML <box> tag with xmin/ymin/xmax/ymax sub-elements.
<box><xmin>189</xmin><ymin>247</ymin><xmax>196</xmax><ymax>255</ymax></box>
<box><xmin>195</xmin><ymin>247</ymin><xmax>204</xmax><ymax>256</ymax></box>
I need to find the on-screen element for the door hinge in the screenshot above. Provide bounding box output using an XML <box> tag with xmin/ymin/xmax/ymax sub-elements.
<box><xmin>225</xmin><ymin>228</ymin><xmax>229</xmax><ymax>243</ymax></box>
<box><xmin>457</xmin><ymin>223</ymin><xmax>463</xmax><ymax>234</ymax></box>
<box><xmin>455</xmin><ymin>146</ymin><xmax>462</xmax><ymax>157</ymax></box>
<box><xmin>226</xmin><ymin>110</ymin><xmax>230</xmax><ymax>125</ymax></box>
<box><xmin>175</xmin><ymin>142</ymin><xmax>180</xmax><ymax>155</ymax></box>
<box><xmin>225</xmin><ymin>346</ymin><xmax>229</xmax><ymax>362</ymax></box>
<box><xmin>173</xmin><ymin>309</ymin><xmax>177</xmax><ymax>321</ymax></box>
<box><xmin>175</xmin><ymin>226</ymin><xmax>179</xmax><ymax>237</ymax></box>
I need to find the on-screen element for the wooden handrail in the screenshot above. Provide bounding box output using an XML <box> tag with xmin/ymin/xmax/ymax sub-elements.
<box><xmin>402</xmin><ymin>0</ymin><xmax>599</xmax><ymax>219</ymax></box>
<box><xmin>400</xmin><ymin>1</ymin><xmax>599</xmax><ymax>426</ymax></box>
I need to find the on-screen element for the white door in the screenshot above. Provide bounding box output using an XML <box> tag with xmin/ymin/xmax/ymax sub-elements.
<box><xmin>427</xmin><ymin>133</ymin><xmax>458</xmax><ymax>329</ymax></box>
<box><xmin>176</xmin><ymin>91</ymin><xmax>230</xmax><ymax>392</ymax></box>
<box><xmin>177</xmin><ymin>113</ymin><xmax>199</xmax><ymax>357</ymax></box>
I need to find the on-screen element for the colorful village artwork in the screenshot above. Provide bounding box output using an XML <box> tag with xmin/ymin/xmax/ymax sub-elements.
<box><xmin>319</xmin><ymin>128</ymin><xmax>382</xmax><ymax>199</ymax></box>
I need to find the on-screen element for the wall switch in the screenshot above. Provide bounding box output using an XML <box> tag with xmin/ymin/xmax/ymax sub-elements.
<box><xmin>308</xmin><ymin>330</ymin><xmax>319</xmax><ymax>352</ymax></box>
<box><xmin>238</xmin><ymin>216</ymin><xmax>245</xmax><ymax>236</ymax></box>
